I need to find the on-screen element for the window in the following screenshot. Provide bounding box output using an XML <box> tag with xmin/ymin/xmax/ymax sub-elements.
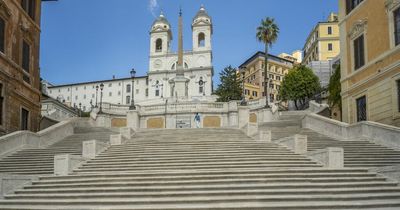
<box><xmin>146</xmin><ymin>78</ymin><xmax>149</xmax><ymax>85</ymax></box>
<box><xmin>198</xmin><ymin>32</ymin><xmax>205</xmax><ymax>47</ymax></box>
<box><xmin>75</xmin><ymin>96</ymin><xmax>78</xmax><ymax>100</ymax></box>
<box><xmin>145</xmin><ymin>88</ymin><xmax>148</xmax><ymax>97</ymax></box>
<box><xmin>67</xmin><ymin>96</ymin><xmax>69</xmax><ymax>100</ymax></box>
<box><xmin>136</xmin><ymin>89</ymin><xmax>139</xmax><ymax>94</ymax></box>
<box><xmin>397</xmin><ymin>80</ymin><xmax>400</xmax><ymax>112</ymax></box>
<box><xmin>21</xmin><ymin>0</ymin><xmax>36</xmax><ymax>20</ymax></box>
<box><xmin>83</xmin><ymin>95</ymin><xmax>86</xmax><ymax>99</ymax></box>
<box><xmin>67</xmin><ymin>88</ymin><xmax>70</xmax><ymax>91</ymax></box>
<box><xmin>76</xmin><ymin>87</ymin><xmax>78</xmax><ymax>91</ymax></box>
<box><xmin>269</xmin><ymin>84</ymin><xmax>274</xmax><ymax>89</ymax></box>
<box><xmin>126</xmin><ymin>84</ymin><xmax>131</xmax><ymax>93</ymax></box>
<box><xmin>155</xmin><ymin>89</ymin><xmax>159</xmax><ymax>96</ymax></box>
<box><xmin>109</xmin><ymin>92</ymin><xmax>112</xmax><ymax>97</ymax></box>
<box><xmin>276</xmin><ymin>76</ymin><xmax>281</xmax><ymax>81</ymax></box>
<box><xmin>328</xmin><ymin>26</ymin><xmax>332</xmax><ymax>35</ymax></box>
<box><xmin>118</xmin><ymin>82</ymin><xmax>121</xmax><ymax>86</ymax></box>
<box><xmin>155</xmin><ymin>38</ymin><xmax>162</xmax><ymax>52</ymax></box>
<box><xmin>356</xmin><ymin>95</ymin><xmax>367</xmax><ymax>122</ymax></box>
<box><xmin>126</xmin><ymin>96</ymin><xmax>130</xmax><ymax>105</ymax></box>
<box><xmin>252</xmin><ymin>91</ymin><xmax>257</xmax><ymax>97</ymax></box>
<box><xmin>199</xmin><ymin>86</ymin><xmax>203</xmax><ymax>94</ymax></box>
<box><xmin>108</xmin><ymin>83</ymin><xmax>112</xmax><ymax>87</ymax></box>
<box><xmin>118</xmin><ymin>91</ymin><xmax>121</xmax><ymax>96</ymax></box>
<box><xmin>58</xmin><ymin>89</ymin><xmax>60</xmax><ymax>93</ymax></box>
<box><xmin>22</xmin><ymin>41</ymin><xmax>30</xmax><ymax>72</ymax></box>
<box><xmin>0</xmin><ymin>83</ymin><xmax>3</xmax><ymax>125</ymax></box>
<box><xmin>328</xmin><ymin>43</ymin><xmax>333</xmax><ymax>51</ymax></box>
<box><xmin>84</xmin><ymin>86</ymin><xmax>86</xmax><ymax>90</ymax></box>
<box><xmin>20</xmin><ymin>108</ymin><xmax>29</xmax><ymax>130</ymax></box>
<box><xmin>269</xmin><ymin>94</ymin><xmax>275</xmax><ymax>101</ymax></box>
<box><xmin>394</xmin><ymin>7</ymin><xmax>400</xmax><ymax>46</ymax></box>
<box><xmin>0</xmin><ymin>18</ymin><xmax>5</xmax><ymax>54</ymax></box>
<box><xmin>354</xmin><ymin>35</ymin><xmax>365</xmax><ymax>70</ymax></box>
<box><xmin>346</xmin><ymin>0</ymin><xmax>364</xmax><ymax>14</ymax></box>
<box><xmin>92</xmin><ymin>94</ymin><xmax>94</xmax><ymax>98</ymax></box>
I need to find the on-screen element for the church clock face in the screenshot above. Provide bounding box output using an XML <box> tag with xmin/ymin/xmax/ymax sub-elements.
<box><xmin>154</xmin><ymin>60</ymin><xmax>162</xmax><ymax>69</ymax></box>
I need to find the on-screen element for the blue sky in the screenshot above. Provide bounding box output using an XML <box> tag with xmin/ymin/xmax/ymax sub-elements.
<box><xmin>40</xmin><ymin>0</ymin><xmax>338</xmax><ymax>86</ymax></box>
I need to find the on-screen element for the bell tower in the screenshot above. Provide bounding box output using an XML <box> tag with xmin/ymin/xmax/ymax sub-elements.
<box><xmin>192</xmin><ymin>5</ymin><xmax>212</xmax><ymax>52</ymax></box>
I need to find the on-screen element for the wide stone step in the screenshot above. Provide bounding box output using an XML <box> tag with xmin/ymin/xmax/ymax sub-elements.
<box><xmin>29</xmin><ymin>177</ymin><xmax>387</xmax><ymax>189</ymax></box>
<box><xmin>21</xmin><ymin>181</ymin><xmax>398</xmax><ymax>192</ymax></box>
<box><xmin>81</xmin><ymin>160</ymin><xmax>318</xmax><ymax>168</ymax></box>
<box><xmin>33</xmin><ymin>173</ymin><xmax>379</xmax><ymax>185</ymax></box>
<box><xmin>2</xmin><ymin>200</ymin><xmax>400</xmax><ymax>210</ymax></box>
<box><xmin>12</xmin><ymin>187</ymin><xmax>400</xmax><ymax>197</ymax></box>
<box><xmin>76</xmin><ymin>163</ymin><xmax>321</xmax><ymax>172</ymax></box>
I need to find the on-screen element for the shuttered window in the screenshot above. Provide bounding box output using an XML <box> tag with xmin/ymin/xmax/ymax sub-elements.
<box><xmin>21</xmin><ymin>0</ymin><xmax>36</xmax><ymax>20</ymax></box>
<box><xmin>394</xmin><ymin>7</ymin><xmax>400</xmax><ymax>46</ymax></box>
<box><xmin>22</xmin><ymin>41</ymin><xmax>30</xmax><ymax>72</ymax></box>
<box><xmin>356</xmin><ymin>96</ymin><xmax>367</xmax><ymax>122</ymax></box>
<box><xmin>354</xmin><ymin>35</ymin><xmax>365</xmax><ymax>70</ymax></box>
<box><xmin>0</xmin><ymin>18</ymin><xmax>4</xmax><ymax>53</ymax></box>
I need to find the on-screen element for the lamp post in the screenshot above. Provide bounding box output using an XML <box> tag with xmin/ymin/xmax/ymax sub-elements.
<box><xmin>79</xmin><ymin>103</ymin><xmax>82</xmax><ymax>117</ymax></box>
<box><xmin>99</xmin><ymin>83</ymin><xmax>104</xmax><ymax>114</ymax></box>
<box><xmin>129</xmin><ymin>68</ymin><xmax>136</xmax><ymax>110</ymax></box>
<box><xmin>95</xmin><ymin>85</ymin><xmax>99</xmax><ymax>108</ymax></box>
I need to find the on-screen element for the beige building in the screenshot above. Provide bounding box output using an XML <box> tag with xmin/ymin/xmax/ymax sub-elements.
<box><xmin>278</xmin><ymin>50</ymin><xmax>303</xmax><ymax>64</ymax></box>
<box><xmin>238</xmin><ymin>52</ymin><xmax>294</xmax><ymax>102</ymax></box>
<box><xmin>0</xmin><ymin>0</ymin><xmax>42</xmax><ymax>135</ymax></box>
<box><xmin>303</xmin><ymin>13</ymin><xmax>340</xmax><ymax>66</ymax></box>
<box><xmin>339</xmin><ymin>0</ymin><xmax>400</xmax><ymax>127</ymax></box>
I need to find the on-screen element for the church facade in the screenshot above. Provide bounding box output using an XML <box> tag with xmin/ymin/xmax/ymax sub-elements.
<box><xmin>47</xmin><ymin>6</ymin><xmax>214</xmax><ymax>111</ymax></box>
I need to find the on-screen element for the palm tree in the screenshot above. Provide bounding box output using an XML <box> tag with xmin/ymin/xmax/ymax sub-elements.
<box><xmin>256</xmin><ymin>17</ymin><xmax>279</xmax><ymax>108</ymax></box>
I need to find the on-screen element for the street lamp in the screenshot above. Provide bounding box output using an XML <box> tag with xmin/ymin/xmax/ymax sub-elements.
<box><xmin>129</xmin><ymin>68</ymin><xmax>136</xmax><ymax>110</ymax></box>
<box><xmin>79</xmin><ymin>103</ymin><xmax>82</xmax><ymax>117</ymax></box>
<box><xmin>99</xmin><ymin>83</ymin><xmax>104</xmax><ymax>114</ymax></box>
<box><xmin>95</xmin><ymin>85</ymin><xmax>99</xmax><ymax>108</ymax></box>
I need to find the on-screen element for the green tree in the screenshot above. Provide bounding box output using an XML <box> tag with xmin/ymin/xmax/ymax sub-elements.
<box><xmin>256</xmin><ymin>17</ymin><xmax>279</xmax><ymax>108</ymax></box>
<box><xmin>279</xmin><ymin>65</ymin><xmax>321</xmax><ymax>110</ymax></box>
<box><xmin>327</xmin><ymin>64</ymin><xmax>342</xmax><ymax>116</ymax></box>
<box><xmin>215</xmin><ymin>66</ymin><xmax>242</xmax><ymax>102</ymax></box>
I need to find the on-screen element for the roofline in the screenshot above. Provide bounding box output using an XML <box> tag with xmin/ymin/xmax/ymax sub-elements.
<box><xmin>238</xmin><ymin>51</ymin><xmax>294</xmax><ymax>69</ymax></box>
<box><xmin>48</xmin><ymin>76</ymin><xmax>148</xmax><ymax>88</ymax></box>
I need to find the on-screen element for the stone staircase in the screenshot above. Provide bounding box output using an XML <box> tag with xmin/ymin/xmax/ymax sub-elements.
<box><xmin>1</xmin><ymin>128</ymin><xmax>400</xmax><ymax>209</ymax></box>
<box><xmin>0</xmin><ymin>127</ymin><xmax>115</xmax><ymax>175</ymax></box>
<box><xmin>260</xmin><ymin>114</ymin><xmax>400</xmax><ymax>168</ymax></box>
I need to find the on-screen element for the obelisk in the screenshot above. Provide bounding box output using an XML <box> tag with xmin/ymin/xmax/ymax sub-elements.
<box><xmin>173</xmin><ymin>7</ymin><xmax>189</xmax><ymax>99</ymax></box>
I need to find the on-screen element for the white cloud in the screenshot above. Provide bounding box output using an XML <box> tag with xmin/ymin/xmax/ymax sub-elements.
<box><xmin>148</xmin><ymin>0</ymin><xmax>159</xmax><ymax>17</ymax></box>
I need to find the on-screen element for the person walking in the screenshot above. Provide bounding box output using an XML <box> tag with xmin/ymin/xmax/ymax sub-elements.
<box><xmin>194</xmin><ymin>113</ymin><xmax>201</xmax><ymax>128</ymax></box>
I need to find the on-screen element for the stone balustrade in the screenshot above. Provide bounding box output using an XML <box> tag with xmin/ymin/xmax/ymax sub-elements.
<box><xmin>303</xmin><ymin>113</ymin><xmax>400</xmax><ymax>150</ymax></box>
<box><xmin>275</xmin><ymin>134</ymin><xmax>308</xmax><ymax>154</ymax></box>
<box><xmin>54</xmin><ymin>154</ymin><xmax>86</xmax><ymax>176</ymax></box>
<box><xmin>307</xmin><ymin>147</ymin><xmax>344</xmax><ymax>168</ymax></box>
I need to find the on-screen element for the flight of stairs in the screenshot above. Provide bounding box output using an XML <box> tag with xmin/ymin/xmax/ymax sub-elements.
<box><xmin>1</xmin><ymin>128</ymin><xmax>400</xmax><ymax>209</ymax></box>
<box><xmin>0</xmin><ymin>127</ymin><xmax>115</xmax><ymax>175</ymax></box>
<box><xmin>260</xmin><ymin>114</ymin><xmax>400</xmax><ymax>168</ymax></box>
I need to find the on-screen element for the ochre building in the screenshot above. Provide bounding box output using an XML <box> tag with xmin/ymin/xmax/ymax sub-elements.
<box><xmin>0</xmin><ymin>0</ymin><xmax>42</xmax><ymax>135</ymax></box>
<box><xmin>303</xmin><ymin>13</ymin><xmax>340</xmax><ymax>66</ymax></box>
<box><xmin>238</xmin><ymin>52</ymin><xmax>294</xmax><ymax>102</ymax></box>
<box><xmin>339</xmin><ymin>0</ymin><xmax>400</xmax><ymax>127</ymax></box>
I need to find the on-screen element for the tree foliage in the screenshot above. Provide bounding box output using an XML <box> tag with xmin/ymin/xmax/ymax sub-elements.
<box><xmin>328</xmin><ymin>64</ymin><xmax>341</xmax><ymax>109</ymax></box>
<box><xmin>214</xmin><ymin>65</ymin><xmax>242</xmax><ymax>102</ymax></box>
<box><xmin>279</xmin><ymin>65</ymin><xmax>321</xmax><ymax>110</ymax></box>
<box><xmin>256</xmin><ymin>17</ymin><xmax>279</xmax><ymax>107</ymax></box>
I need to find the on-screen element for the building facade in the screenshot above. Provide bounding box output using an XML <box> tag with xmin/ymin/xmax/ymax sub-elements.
<box><xmin>238</xmin><ymin>52</ymin><xmax>294</xmax><ymax>102</ymax></box>
<box><xmin>303</xmin><ymin>13</ymin><xmax>340</xmax><ymax>66</ymax></box>
<box><xmin>0</xmin><ymin>0</ymin><xmax>42</xmax><ymax>135</ymax></box>
<box><xmin>47</xmin><ymin>6</ymin><xmax>214</xmax><ymax>111</ymax></box>
<box><xmin>339</xmin><ymin>0</ymin><xmax>400</xmax><ymax>127</ymax></box>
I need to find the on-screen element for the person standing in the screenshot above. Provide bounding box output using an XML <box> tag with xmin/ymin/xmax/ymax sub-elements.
<box><xmin>194</xmin><ymin>113</ymin><xmax>201</xmax><ymax>128</ymax></box>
